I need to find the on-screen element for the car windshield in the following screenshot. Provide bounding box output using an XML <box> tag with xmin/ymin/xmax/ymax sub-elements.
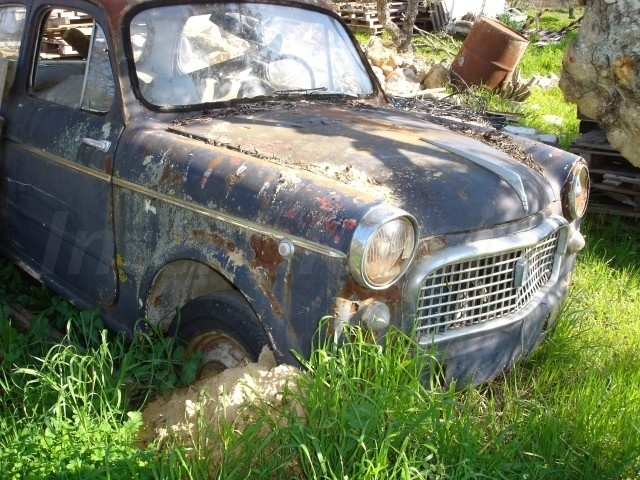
<box><xmin>129</xmin><ymin>3</ymin><xmax>374</xmax><ymax>108</ymax></box>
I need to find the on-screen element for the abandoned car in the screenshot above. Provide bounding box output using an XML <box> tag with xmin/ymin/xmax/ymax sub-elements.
<box><xmin>0</xmin><ymin>0</ymin><xmax>588</xmax><ymax>385</ymax></box>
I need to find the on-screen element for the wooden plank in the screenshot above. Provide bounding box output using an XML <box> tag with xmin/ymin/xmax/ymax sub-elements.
<box><xmin>336</xmin><ymin>0</ymin><xmax>444</xmax><ymax>34</ymax></box>
<box><xmin>591</xmin><ymin>183</ymin><xmax>640</xmax><ymax>197</ymax></box>
<box><xmin>570</xmin><ymin>128</ymin><xmax>616</xmax><ymax>152</ymax></box>
<box><xmin>573</xmin><ymin>147</ymin><xmax>624</xmax><ymax>158</ymax></box>
<box><xmin>589</xmin><ymin>204</ymin><xmax>640</xmax><ymax>217</ymax></box>
<box><xmin>47</xmin><ymin>17</ymin><xmax>70</xmax><ymax>27</ymax></box>
<box><xmin>571</xmin><ymin>126</ymin><xmax>640</xmax><ymax>217</ymax></box>
<box><xmin>590</xmin><ymin>167</ymin><xmax>640</xmax><ymax>176</ymax></box>
<box><xmin>602</xmin><ymin>173</ymin><xmax>640</xmax><ymax>186</ymax></box>
<box><xmin>348</xmin><ymin>24</ymin><xmax>384</xmax><ymax>34</ymax></box>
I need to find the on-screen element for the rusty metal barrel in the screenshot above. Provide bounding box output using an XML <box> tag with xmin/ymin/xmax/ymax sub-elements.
<box><xmin>451</xmin><ymin>16</ymin><xmax>529</xmax><ymax>89</ymax></box>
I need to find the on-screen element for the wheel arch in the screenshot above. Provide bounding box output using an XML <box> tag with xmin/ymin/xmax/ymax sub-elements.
<box><xmin>145</xmin><ymin>259</ymin><xmax>235</xmax><ymax>331</ymax></box>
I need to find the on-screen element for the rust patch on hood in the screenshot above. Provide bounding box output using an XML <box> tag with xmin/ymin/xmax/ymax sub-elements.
<box><xmin>250</xmin><ymin>235</ymin><xmax>280</xmax><ymax>279</ymax></box>
<box><xmin>249</xmin><ymin>234</ymin><xmax>285</xmax><ymax>317</ymax></box>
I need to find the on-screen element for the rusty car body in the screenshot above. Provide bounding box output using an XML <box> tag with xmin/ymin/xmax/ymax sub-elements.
<box><xmin>0</xmin><ymin>0</ymin><xmax>588</xmax><ymax>384</ymax></box>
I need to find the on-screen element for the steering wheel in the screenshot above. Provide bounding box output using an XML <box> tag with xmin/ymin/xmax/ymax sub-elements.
<box><xmin>235</xmin><ymin>51</ymin><xmax>317</xmax><ymax>98</ymax></box>
<box><xmin>189</xmin><ymin>48</ymin><xmax>317</xmax><ymax>100</ymax></box>
<box><xmin>261</xmin><ymin>52</ymin><xmax>316</xmax><ymax>91</ymax></box>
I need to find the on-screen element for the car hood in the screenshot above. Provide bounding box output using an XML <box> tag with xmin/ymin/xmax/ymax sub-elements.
<box><xmin>169</xmin><ymin>102</ymin><xmax>555</xmax><ymax>236</ymax></box>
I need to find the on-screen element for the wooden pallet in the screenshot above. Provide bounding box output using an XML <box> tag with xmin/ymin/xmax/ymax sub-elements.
<box><xmin>335</xmin><ymin>2</ymin><xmax>403</xmax><ymax>34</ymax></box>
<box><xmin>414</xmin><ymin>1</ymin><xmax>448</xmax><ymax>31</ymax></box>
<box><xmin>571</xmin><ymin>128</ymin><xmax>640</xmax><ymax>217</ymax></box>
<box><xmin>335</xmin><ymin>0</ymin><xmax>448</xmax><ymax>35</ymax></box>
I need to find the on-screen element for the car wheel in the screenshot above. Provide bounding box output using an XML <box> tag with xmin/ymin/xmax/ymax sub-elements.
<box><xmin>169</xmin><ymin>292</ymin><xmax>270</xmax><ymax>378</ymax></box>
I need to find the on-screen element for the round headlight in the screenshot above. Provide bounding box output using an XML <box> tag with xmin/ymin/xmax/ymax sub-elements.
<box><xmin>350</xmin><ymin>205</ymin><xmax>418</xmax><ymax>289</ymax></box>
<box><xmin>563</xmin><ymin>160</ymin><xmax>589</xmax><ymax>220</ymax></box>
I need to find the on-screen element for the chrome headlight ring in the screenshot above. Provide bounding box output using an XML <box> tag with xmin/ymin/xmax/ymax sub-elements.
<box><xmin>562</xmin><ymin>159</ymin><xmax>590</xmax><ymax>221</ymax></box>
<box><xmin>349</xmin><ymin>204</ymin><xmax>419</xmax><ymax>290</ymax></box>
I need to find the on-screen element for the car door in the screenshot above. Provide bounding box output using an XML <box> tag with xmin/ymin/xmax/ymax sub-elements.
<box><xmin>0</xmin><ymin>3</ymin><xmax>122</xmax><ymax>305</ymax></box>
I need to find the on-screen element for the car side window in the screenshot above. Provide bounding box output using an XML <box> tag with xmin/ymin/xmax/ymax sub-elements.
<box><xmin>0</xmin><ymin>5</ymin><xmax>26</xmax><ymax>100</ymax></box>
<box><xmin>32</xmin><ymin>8</ymin><xmax>114</xmax><ymax>112</ymax></box>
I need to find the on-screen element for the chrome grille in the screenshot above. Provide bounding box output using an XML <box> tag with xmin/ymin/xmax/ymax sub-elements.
<box><xmin>416</xmin><ymin>231</ymin><xmax>560</xmax><ymax>339</ymax></box>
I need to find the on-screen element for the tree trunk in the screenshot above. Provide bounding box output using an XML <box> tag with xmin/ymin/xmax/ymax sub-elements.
<box><xmin>376</xmin><ymin>0</ymin><xmax>422</xmax><ymax>53</ymax></box>
<box><xmin>559</xmin><ymin>0</ymin><xmax>640</xmax><ymax>167</ymax></box>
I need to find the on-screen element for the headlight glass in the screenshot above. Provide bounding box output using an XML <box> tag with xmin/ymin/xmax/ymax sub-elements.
<box><xmin>563</xmin><ymin>160</ymin><xmax>589</xmax><ymax>220</ymax></box>
<box><xmin>350</xmin><ymin>206</ymin><xmax>418</xmax><ymax>289</ymax></box>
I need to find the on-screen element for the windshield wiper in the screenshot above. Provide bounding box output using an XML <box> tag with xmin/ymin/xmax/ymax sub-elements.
<box><xmin>274</xmin><ymin>87</ymin><xmax>328</xmax><ymax>96</ymax></box>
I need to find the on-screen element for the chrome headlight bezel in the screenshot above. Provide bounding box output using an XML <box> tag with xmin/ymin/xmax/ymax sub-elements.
<box><xmin>349</xmin><ymin>205</ymin><xmax>419</xmax><ymax>290</ymax></box>
<box><xmin>562</xmin><ymin>159</ymin><xmax>590</xmax><ymax>221</ymax></box>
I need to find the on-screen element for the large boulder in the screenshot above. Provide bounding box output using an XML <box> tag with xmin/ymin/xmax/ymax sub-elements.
<box><xmin>559</xmin><ymin>0</ymin><xmax>640</xmax><ymax>167</ymax></box>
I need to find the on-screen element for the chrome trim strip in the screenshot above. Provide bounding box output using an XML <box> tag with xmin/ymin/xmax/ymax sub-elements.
<box><xmin>112</xmin><ymin>177</ymin><xmax>348</xmax><ymax>259</ymax></box>
<box><xmin>8</xmin><ymin>139</ymin><xmax>347</xmax><ymax>259</ymax></box>
<box><xmin>422</xmin><ymin>137</ymin><xmax>529</xmax><ymax>214</ymax></box>
<box><xmin>405</xmin><ymin>215</ymin><xmax>568</xmax><ymax>343</ymax></box>
<box><xmin>10</xmin><ymin>140</ymin><xmax>112</xmax><ymax>182</ymax></box>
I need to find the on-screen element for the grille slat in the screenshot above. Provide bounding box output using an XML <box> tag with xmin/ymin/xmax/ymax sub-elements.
<box><xmin>416</xmin><ymin>231</ymin><xmax>560</xmax><ymax>339</ymax></box>
<box><xmin>417</xmin><ymin>283</ymin><xmax>517</xmax><ymax>311</ymax></box>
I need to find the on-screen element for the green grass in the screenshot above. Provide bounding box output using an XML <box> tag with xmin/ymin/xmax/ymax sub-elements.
<box><xmin>485</xmin><ymin>19</ymin><xmax>581</xmax><ymax>147</ymax></box>
<box><xmin>0</xmin><ymin>263</ymin><xmax>200</xmax><ymax>478</ymax></box>
<box><xmin>3</xmin><ymin>213</ymin><xmax>639</xmax><ymax>479</ymax></box>
<box><xmin>520</xmin><ymin>85</ymin><xmax>580</xmax><ymax>147</ymax></box>
<box><xmin>518</xmin><ymin>32</ymin><xmax>577</xmax><ymax>79</ymax></box>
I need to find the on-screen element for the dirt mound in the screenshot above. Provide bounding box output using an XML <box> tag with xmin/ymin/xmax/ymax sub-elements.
<box><xmin>138</xmin><ymin>347</ymin><xmax>303</xmax><ymax>451</ymax></box>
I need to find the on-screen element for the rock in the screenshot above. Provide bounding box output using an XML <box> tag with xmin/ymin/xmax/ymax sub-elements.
<box><xmin>403</xmin><ymin>68</ymin><xmax>418</xmax><ymax>82</ymax></box>
<box><xmin>559</xmin><ymin>0</ymin><xmax>640</xmax><ymax>167</ymax></box>
<box><xmin>422</xmin><ymin>64</ymin><xmax>449</xmax><ymax>89</ymax></box>
<box><xmin>412</xmin><ymin>56</ymin><xmax>430</xmax><ymax>84</ymax></box>
<box><xmin>385</xmin><ymin>68</ymin><xmax>408</xmax><ymax>83</ymax></box>
<box><xmin>385</xmin><ymin>68</ymin><xmax>419</xmax><ymax>95</ymax></box>
<box><xmin>532</xmin><ymin>74</ymin><xmax>559</xmax><ymax>88</ymax></box>
<box><xmin>364</xmin><ymin>36</ymin><xmax>392</xmax><ymax>69</ymax></box>
<box><xmin>414</xmin><ymin>88</ymin><xmax>449</xmax><ymax>100</ymax></box>
<box><xmin>542</xmin><ymin>114</ymin><xmax>563</xmax><ymax>126</ymax></box>
<box><xmin>503</xmin><ymin>125</ymin><xmax>537</xmax><ymax>136</ymax></box>
<box><xmin>503</xmin><ymin>126</ymin><xmax>559</xmax><ymax>146</ymax></box>
<box><xmin>380</xmin><ymin>64</ymin><xmax>394</xmax><ymax>77</ymax></box>
<box><xmin>371</xmin><ymin>65</ymin><xmax>386</xmax><ymax>87</ymax></box>
<box><xmin>138</xmin><ymin>346</ymin><xmax>302</xmax><ymax>453</ymax></box>
<box><xmin>362</xmin><ymin>37</ymin><xmax>455</xmax><ymax>98</ymax></box>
